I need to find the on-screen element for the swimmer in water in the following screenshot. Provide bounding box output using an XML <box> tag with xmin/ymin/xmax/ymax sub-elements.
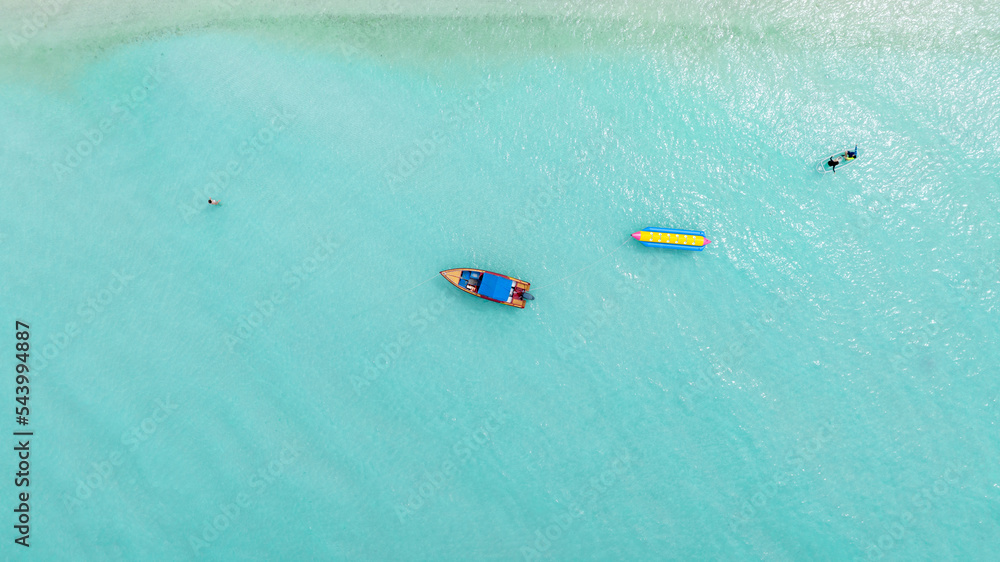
<box><xmin>208</xmin><ymin>199</ymin><xmax>221</xmax><ymax>206</ymax></box>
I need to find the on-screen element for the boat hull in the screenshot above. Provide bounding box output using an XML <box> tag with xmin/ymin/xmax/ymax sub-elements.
<box><xmin>440</xmin><ymin>268</ymin><xmax>531</xmax><ymax>308</ymax></box>
<box><xmin>816</xmin><ymin>147</ymin><xmax>862</xmax><ymax>173</ymax></box>
<box><xmin>632</xmin><ymin>227</ymin><xmax>711</xmax><ymax>251</ymax></box>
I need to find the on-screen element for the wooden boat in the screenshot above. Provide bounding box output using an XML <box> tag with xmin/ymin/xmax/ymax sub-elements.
<box><xmin>440</xmin><ymin>268</ymin><xmax>532</xmax><ymax>308</ymax></box>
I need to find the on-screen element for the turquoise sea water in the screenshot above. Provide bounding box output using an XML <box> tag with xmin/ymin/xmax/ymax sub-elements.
<box><xmin>2</xmin><ymin>5</ymin><xmax>999</xmax><ymax>560</ymax></box>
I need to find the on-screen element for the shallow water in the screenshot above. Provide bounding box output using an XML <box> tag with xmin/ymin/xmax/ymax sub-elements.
<box><xmin>1</xmin><ymin>3</ymin><xmax>999</xmax><ymax>560</ymax></box>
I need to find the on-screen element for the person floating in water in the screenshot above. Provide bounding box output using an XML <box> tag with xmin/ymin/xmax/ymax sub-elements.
<box><xmin>208</xmin><ymin>199</ymin><xmax>221</xmax><ymax>206</ymax></box>
<box><xmin>827</xmin><ymin>156</ymin><xmax>841</xmax><ymax>173</ymax></box>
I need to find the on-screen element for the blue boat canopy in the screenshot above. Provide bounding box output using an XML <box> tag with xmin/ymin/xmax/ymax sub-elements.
<box><xmin>478</xmin><ymin>273</ymin><xmax>513</xmax><ymax>302</ymax></box>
